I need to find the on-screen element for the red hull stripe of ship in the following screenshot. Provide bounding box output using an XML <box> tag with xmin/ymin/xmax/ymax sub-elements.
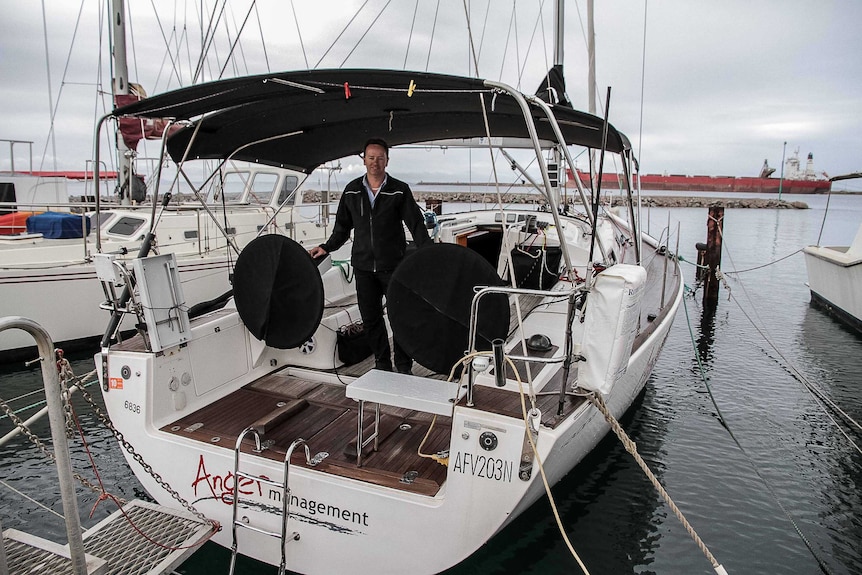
<box><xmin>573</xmin><ymin>171</ymin><xmax>830</xmax><ymax>194</ymax></box>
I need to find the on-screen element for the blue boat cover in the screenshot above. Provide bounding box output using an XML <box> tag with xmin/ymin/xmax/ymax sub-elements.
<box><xmin>26</xmin><ymin>212</ymin><xmax>91</xmax><ymax>239</ymax></box>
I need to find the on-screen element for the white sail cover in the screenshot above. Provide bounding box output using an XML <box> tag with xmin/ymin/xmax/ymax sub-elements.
<box><xmin>579</xmin><ymin>264</ymin><xmax>647</xmax><ymax>396</ymax></box>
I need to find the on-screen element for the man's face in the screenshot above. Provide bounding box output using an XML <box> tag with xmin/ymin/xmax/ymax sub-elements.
<box><xmin>364</xmin><ymin>144</ymin><xmax>388</xmax><ymax>178</ymax></box>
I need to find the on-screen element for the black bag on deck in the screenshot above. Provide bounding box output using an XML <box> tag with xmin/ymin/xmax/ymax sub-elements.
<box><xmin>337</xmin><ymin>320</ymin><xmax>371</xmax><ymax>365</ymax></box>
<box><xmin>511</xmin><ymin>246</ymin><xmax>562</xmax><ymax>289</ymax></box>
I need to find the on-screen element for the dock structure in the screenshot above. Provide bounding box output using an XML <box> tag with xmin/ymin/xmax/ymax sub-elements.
<box><xmin>2</xmin><ymin>500</ymin><xmax>212</xmax><ymax>575</ymax></box>
<box><xmin>0</xmin><ymin>316</ymin><xmax>215</xmax><ymax>575</ymax></box>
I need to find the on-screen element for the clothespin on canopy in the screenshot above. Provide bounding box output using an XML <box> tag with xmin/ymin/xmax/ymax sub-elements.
<box><xmin>407</xmin><ymin>80</ymin><xmax>416</xmax><ymax>97</ymax></box>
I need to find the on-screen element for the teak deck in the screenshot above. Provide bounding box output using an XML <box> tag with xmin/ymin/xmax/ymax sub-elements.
<box><xmin>160</xmin><ymin>368</ymin><xmax>589</xmax><ymax>498</ymax></box>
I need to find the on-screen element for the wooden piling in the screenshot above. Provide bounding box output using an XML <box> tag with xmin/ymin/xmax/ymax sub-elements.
<box><xmin>703</xmin><ymin>206</ymin><xmax>724</xmax><ymax>307</ymax></box>
<box><xmin>425</xmin><ymin>199</ymin><xmax>442</xmax><ymax>215</ymax></box>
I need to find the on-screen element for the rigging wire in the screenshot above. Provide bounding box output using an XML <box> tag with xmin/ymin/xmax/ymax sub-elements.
<box><xmin>218</xmin><ymin>0</ymin><xmax>257</xmax><ymax>79</ymax></box>
<box><xmin>680</xmin><ymin>292</ymin><xmax>836</xmax><ymax>575</ymax></box>
<box><xmin>193</xmin><ymin>0</ymin><xmax>228</xmax><ymax>83</ymax></box>
<box><xmin>403</xmin><ymin>0</ymin><xmax>420</xmax><ymax>69</ymax></box>
<box><xmin>38</xmin><ymin>0</ymin><xmax>58</xmax><ymax>173</ymax></box>
<box><xmin>515</xmin><ymin>0</ymin><xmax>547</xmax><ymax>91</ymax></box>
<box><xmin>461</xmin><ymin>0</ymin><xmax>482</xmax><ymax>77</ymax></box>
<box><xmin>128</xmin><ymin>2</ymin><xmax>159</xmax><ymax>165</ymax></box>
<box><xmin>338</xmin><ymin>0</ymin><xmax>393</xmax><ymax>68</ymax></box>
<box><xmin>637</xmin><ymin>1</ymin><xmax>648</xmax><ymax>189</ymax></box>
<box><xmin>314</xmin><ymin>0</ymin><xmax>371</xmax><ymax>68</ymax></box>
<box><xmin>290</xmin><ymin>0</ymin><xmax>309</xmax><ymax>69</ymax></box>
<box><xmin>571</xmin><ymin>1</ymin><xmax>590</xmax><ymax>99</ymax></box>
<box><xmin>177</xmin><ymin>4</ymin><xmax>193</xmax><ymax>87</ymax></box>
<box><xmin>93</xmin><ymin>0</ymin><xmax>118</xmax><ymax>188</ymax></box>
<box><xmin>474</xmin><ymin>0</ymin><xmax>493</xmax><ymax>70</ymax></box>
<box><xmin>425</xmin><ymin>0</ymin><xmax>441</xmax><ymax>72</ymax></box>
<box><xmin>538</xmin><ymin>0</ymin><xmax>550</xmax><ymax>78</ymax></box>
<box><xmin>512</xmin><ymin>1</ymin><xmax>521</xmax><ymax>85</ymax></box>
<box><xmin>208</xmin><ymin>5</ymin><xmax>230</xmax><ymax>81</ymax></box>
<box><xmin>497</xmin><ymin>4</ymin><xmax>515</xmax><ymax>81</ymax></box>
<box><xmin>149</xmin><ymin>0</ymin><xmax>184</xmax><ymax>88</ymax></box>
<box><xmin>253</xmin><ymin>2</ymin><xmax>270</xmax><ymax>73</ymax></box>
<box><xmin>221</xmin><ymin>3</ymin><xmax>243</xmax><ymax>78</ymax></box>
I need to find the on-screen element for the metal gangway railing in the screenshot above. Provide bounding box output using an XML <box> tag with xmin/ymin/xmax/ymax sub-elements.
<box><xmin>0</xmin><ymin>316</ymin><xmax>214</xmax><ymax>575</ymax></box>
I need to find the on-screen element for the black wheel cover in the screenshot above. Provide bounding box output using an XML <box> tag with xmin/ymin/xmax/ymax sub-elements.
<box><xmin>388</xmin><ymin>243</ymin><xmax>509</xmax><ymax>374</ymax></box>
<box><xmin>233</xmin><ymin>235</ymin><xmax>324</xmax><ymax>349</ymax></box>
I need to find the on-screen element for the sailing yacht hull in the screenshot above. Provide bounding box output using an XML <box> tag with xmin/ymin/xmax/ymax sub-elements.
<box><xmin>95</xmin><ymin>208</ymin><xmax>683</xmax><ymax>574</ymax></box>
<box><xmin>98</xmin><ymin>293</ymin><xmax>679</xmax><ymax>575</ymax></box>
<box><xmin>90</xmin><ymin>65</ymin><xmax>685</xmax><ymax>574</ymax></box>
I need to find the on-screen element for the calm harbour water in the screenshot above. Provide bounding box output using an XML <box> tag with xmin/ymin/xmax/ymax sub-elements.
<box><xmin>1</xmin><ymin>192</ymin><xmax>860</xmax><ymax>574</ymax></box>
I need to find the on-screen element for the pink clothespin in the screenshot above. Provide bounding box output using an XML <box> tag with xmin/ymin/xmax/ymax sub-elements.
<box><xmin>344</xmin><ymin>82</ymin><xmax>351</xmax><ymax>100</ymax></box>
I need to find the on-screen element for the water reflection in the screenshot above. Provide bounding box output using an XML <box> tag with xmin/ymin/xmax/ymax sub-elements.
<box><xmin>0</xmin><ymin>354</ymin><xmax>144</xmax><ymax>542</ymax></box>
<box><xmin>696</xmin><ymin>297</ymin><xmax>718</xmax><ymax>366</ymax></box>
<box><xmin>442</xmin><ymin>390</ymin><xmax>669</xmax><ymax>575</ymax></box>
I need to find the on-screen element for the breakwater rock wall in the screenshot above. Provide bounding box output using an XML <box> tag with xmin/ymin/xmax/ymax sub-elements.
<box><xmin>612</xmin><ymin>195</ymin><xmax>808</xmax><ymax>209</ymax></box>
<box><xmin>303</xmin><ymin>190</ymin><xmax>808</xmax><ymax>209</ymax></box>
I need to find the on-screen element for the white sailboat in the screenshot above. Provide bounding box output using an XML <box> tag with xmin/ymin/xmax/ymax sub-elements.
<box><xmin>0</xmin><ymin>163</ymin><xmax>334</xmax><ymax>362</ymax></box>
<box><xmin>91</xmin><ymin>61</ymin><xmax>684</xmax><ymax>574</ymax></box>
<box><xmin>0</xmin><ymin>1</ymin><xmax>337</xmax><ymax>362</ymax></box>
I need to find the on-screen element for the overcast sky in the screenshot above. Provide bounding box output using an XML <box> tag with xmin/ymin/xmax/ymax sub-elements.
<box><xmin>2</xmin><ymin>0</ymin><xmax>860</xmax><ymax>190</ymax></box>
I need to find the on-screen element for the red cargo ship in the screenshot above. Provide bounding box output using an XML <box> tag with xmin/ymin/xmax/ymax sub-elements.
<box><xmin>575</xmin><ymin>150</ymin><xmax>831</xmax><ymax>194</ymax></box>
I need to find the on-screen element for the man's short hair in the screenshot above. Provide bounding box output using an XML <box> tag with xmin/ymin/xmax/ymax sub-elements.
<box><xmin>364</xmin><ymin>138</ymin><xmax>389</xmax><ymax>156</ymax></box>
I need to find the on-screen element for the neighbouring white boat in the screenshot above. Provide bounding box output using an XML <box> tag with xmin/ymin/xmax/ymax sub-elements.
<box><xmin>92</xmin><ymin>67</ymin><xmax>684</xmax><ymax>574</ymax></box>
<box><xmin>0</xmin><ymin>0</ymin><xmax>343</xmax><ymax>363</ymax></box>
<box><xmin>803</xmin><ymin>172</ymin><xmax>862</xmax><ymax>334</ymax></box>
<box><xmin>0</xmin><ymin>164</ymin><xmax>335</xmax><ymax>362</ymax></box>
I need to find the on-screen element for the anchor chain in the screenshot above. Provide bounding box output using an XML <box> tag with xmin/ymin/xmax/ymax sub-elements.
<box><xmin>1</xmin><ymin>366</ymin><xmax>215</xmax><ymax>530</ymax></box>
<box><xmin>75</xmin><ymin>383</ymin><xmax>217</xmax><ymax>528</ymax></box>
<box><xmin>57</xmin><ymin>351</ymin><xmax>76</xmax><ymax>439</ymax></box>
<box><xmin>0</xmin><ymin>389</ymin><xmax>108</xmax><ymax>499</ymax></box>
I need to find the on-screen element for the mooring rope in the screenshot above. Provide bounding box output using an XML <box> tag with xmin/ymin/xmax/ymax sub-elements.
<box><xmin>588</xmin><ymin>392</ymin><xmax>728</xmax><ymax>575</ymax></box>
<box><xmin>0</xmin><ymin>478</ymin><xmax>65</xmax><ymax>519</ymax></box>
<box><xmin>506</xmin><ymin>356</ymin><xmax>592</xmax><ymax>575</ymax></box>
<box><xmin>721</xmin><ymin>248</ymin><xmax>804</xmax><ymax>275</ymax></box>
<box><xmin>714</xmin><ymin>223</ymin><xmax>861</xmax><ymax>440</ymax></box>
<box><xmin>723</xmin><ymin>289</ymin><xmax>862</xmax><ymax>444</ymax></box>
<box><xmin>436</xmin><ymin>352</ymin><xmax>591</xmax><ymax>573</ymax></box>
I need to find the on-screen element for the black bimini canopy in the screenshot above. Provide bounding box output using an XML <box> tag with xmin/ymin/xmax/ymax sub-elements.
<box><xmin>112</xmin><ymin>69</ymin><xmax>631</xmax><ymax>173</ymax></box>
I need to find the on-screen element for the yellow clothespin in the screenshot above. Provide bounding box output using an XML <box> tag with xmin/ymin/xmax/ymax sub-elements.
<box><xmin>407</xmin><ymin>79</ymin><xmax>416</xmax><ymax>97</ymax></box>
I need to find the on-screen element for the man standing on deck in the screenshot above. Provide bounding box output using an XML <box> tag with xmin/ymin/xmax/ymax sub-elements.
<box><xmin>309</xmin><ymin>138</ymin><xmax>431</xmax><ymax>374</ymax></box>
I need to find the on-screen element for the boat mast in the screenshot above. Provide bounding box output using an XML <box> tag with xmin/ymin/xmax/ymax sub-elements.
<box><xmin>587</xmin><ymin>0</ymin><xmax>596</xmax><ymax>116</ymax></box>
<box><xmin>587</xmin><ymin>0</ymin><xmax>597</xmax><ymax>195</ymax></box>
<box><xmin>552</xmin><ymin>0</ymin><xmax>564</xmax><ymax>205</ymax></box>
<box><xmin>111</xmin><ymin>0</ymin><xmax>134</xmax><ymax>206</ymax></box>
<box><xmin>553</xmin><ymin>0</ymin><xmax>565</xmax><ymax>66</ymax></box>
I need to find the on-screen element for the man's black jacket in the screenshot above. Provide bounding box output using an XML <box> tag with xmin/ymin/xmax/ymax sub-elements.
<box><xmin>319</xmin><ymin>174</ymin><xmax>431</xmax><ymax>272</ymax></box>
